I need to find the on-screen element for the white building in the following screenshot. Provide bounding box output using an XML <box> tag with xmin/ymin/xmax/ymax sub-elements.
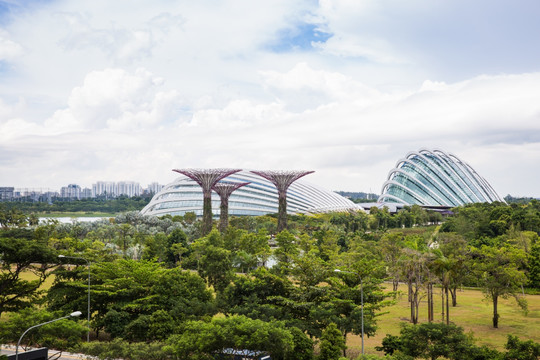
<box><xmin>92</xmin><ymin>181</ymin><xmax>142</xmax><ymax>198</ymax></box>
<box><xmin>60</xmin><ymin>184</ymin><xmax>81</xmax><ymax>199</ymax></box>
<box><xmin>146</xmin><ymin>182</ymin><xmax>163</xmax><ymax>195</ymax></box>
<box><xmin>141</xmin><ymin>171</ymin><xmax>362</xmax><ymax>218</ymax></box>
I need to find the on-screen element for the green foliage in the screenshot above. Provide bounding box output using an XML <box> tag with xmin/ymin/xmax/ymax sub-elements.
<box><xmin>224</xmin><ymin>228</ymin><xmax>272</xmax><ymax>272</ymax></box>
<box><xmin>504</xmin><ymin>335</ymin><xmax>540</xmax><ymax>360</ymax></box>
<box><xmin>0</xmin><ymin>234</ymin><xmax>57</xmax><ymax>316</ymax></box>
<box><xmin>330</xmin><ymin>212</ymin><xmax>369</xmax><ymax>234</ymax></box>
<box><xmin>318</xmin><ymin>323</ymin><xmax>346</xmax><ymax>360</ymax></box>
<box><xmin>166</xmin><ymin>315</ymin><xmax>295</xmax><ymax>360</ymax></box>
<box><xmin>1</xmin><ymin>196</ymin><xmax>151</xmax><ymax>214</ymax></box>
<box><xmin>441</xmin><ymin>202</ymin><xmax>540</xmax><ymax>240</ymax></box>
<box><xmin>472</xmin><ymin>245</ymin><xmax>528</xmax><ymax>328</ymax></box>
<box><xmin>528</xmin><ymin>243</ymin><xmax>540</xmax><ymax>288</ymax></box>
<box><xmin>192</xmin><ymin>229</ymin><xmax>234</xmax><ymax>293</ymax></box>
<box><xmin>378</xmin><ymin>322</ymin><xmax>485</xmax><ymax>360</ymax></box>
<box><xmin>165</xmin><ymin>228</ymin><xmax>189</xmax><ymax>266</ymax></box>
<box><xmin>3</xmin><ymin>202</ymin><xmax>539</xmax><ymax>358</ymax></box>
<box><xmin>76</xmin><ymin>338</ymin><xmax>170</xmax><ymax>360</ymax></box>
<box><xmin>219</xmin><ymin>267</ymin><xmax>294</xmax><ymax>321</ymax></box>
<box><xmin>49</xmin><ymin>259</ymin><xmax>215</xmax><ymax>338</ymax></box>
<box><xmin>0</xmin><ymin>308</ymin><xmax>86</xmax><ymax>349</ymax></box>
<box><xmin>273</xmin><ymin>230</ymin><xmax>300</xmax><ymax>275</ymax></box>
<box><xmin>288</xmin><ymin>326</ymin><xmax>314</xmax><ymax>360</ymax></box>
<box><xmin>0</xmin><ymin>204</ymin><xmax>28</xmax><ymax>229</ymax></box>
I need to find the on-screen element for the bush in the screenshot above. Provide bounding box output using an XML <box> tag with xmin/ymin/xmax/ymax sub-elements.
<box><xmin>0</xmin><ymin>308</ymin><xmax>86</xmax><ymax>350</ymax></box>
<box><xmin>76</xmin><ymin>339</ymin><xmax>170</xmax><ymax>360</ymax></box>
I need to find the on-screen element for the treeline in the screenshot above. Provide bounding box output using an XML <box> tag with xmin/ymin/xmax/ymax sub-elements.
<box><xmin>0</xmin><ymin>203</ymin><xmax>539</xmax><ymax>359</ymax></box>
<box><xmin>0</xmin><ymin>196</ymin><xmax>151</xmax><ymax>214</ymax></box>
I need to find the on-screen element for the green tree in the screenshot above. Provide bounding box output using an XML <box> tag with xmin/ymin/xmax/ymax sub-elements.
<box><xmin>196</xmin><ymin>230</ymin><xmax>233</xmax><ymax>293</ymax></box>
<box><xmin>166</xmin><ymin>316</ymin><xmax>295</xmax><ymax>360</ymax></box>
<box><xmin>472</xmin><ymin>245</ymin><xmax>528</xmax><ymax>328</ymax></box>
<box><xmin>166</xmin><ymin>228</ymin><xmax>189</xmax><ymax>267</ymax></box>
<box><xmin>219</xmin><ymin>267</ymin><xmax>294</xmax><ymax>321</ymax></box>
<box><xmin>77</xmin><ymin>338</ymin><xmax>170</xmax><ymax>360</ymax></box>
<box><xmin>378</xmin><ymin>322</ymin><xmax>483</xmax><ymax>360</ymax></box>
<box><xmin>49</xmin><ymin>259</ymin><xmax>214</xmax><ymax>337</ymax></box>
<box><xmin>379</xmin><ymin>233</ymin><xmax>405</xmax><ymax>291</ymax></box>
<box><xmin>288</xmin><ymin>326</ymin><xmax>314</xmax><ymax>360</ymax></box>
<box><xmin>0</xmin><ymin>234</ymin><xmax>56</xmax><ymax>317</ymax></box>
<box><xmin>329</xmin><ymin>259</ymin><xmax>389</xmax><ymax>356</ymax></box>
<box><xmin>0</xmin><ymin>308</ymin><xmax>86</xmax><ymax>350</ymax></box>
<box><xmin>504</xmin><ymin>335</ymin><xmax>540</xmax><ymax>360</ymax></box>
<box><xmin>318</xmin><ymin>323</ymin><xmax>346</xmax><ymax>360</ymax></box>
<box><xmin>142</xmin><ymin>233</ymin><xmax>168</xmax><ymax>261</ymax></box>
<box><xmin>273</xmin><ymin>230</ymin><xmax>299</xmax><ymax>275</ymax></box>
<box><xmin>528</xmin><ymin>242</ymin><xmax>540</xmax><ymax>289</ymax></box>
<box><xmin>0</xmin><ymin>205</ymin><xmax>28</xmax><ymax>229</ymax></box>
<box><xmin>436</xmin><ymin>233</ymin><xmax>469</xmax><ymax>307</ymax></box>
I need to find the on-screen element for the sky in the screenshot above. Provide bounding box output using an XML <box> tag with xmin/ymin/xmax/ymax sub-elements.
<box><xmin>1</xmin><ymin>0</ymin><xmax>540</xmax><ymax>197</ymax></box>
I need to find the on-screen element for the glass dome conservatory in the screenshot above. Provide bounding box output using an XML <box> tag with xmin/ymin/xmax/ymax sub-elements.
<box><xmin>141</xmin><ymin>170</ymin><xmax>362</xmax><ymax>217</ymax></box>
<box><xmin>378</xmin><ymin>149</ymin><xmax>504</xmax><ymax>207</ymax></box>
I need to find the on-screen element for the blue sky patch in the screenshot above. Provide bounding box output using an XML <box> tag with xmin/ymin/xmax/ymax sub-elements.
<box><xmin>267</xmin><ymin>22</ymin><xmax>332</xmax><ymax>53</ymax></box>
<box><xmin>0</xmin><ymin>0</ymin><xmax>54</xmax><ymax>25</ymax></box>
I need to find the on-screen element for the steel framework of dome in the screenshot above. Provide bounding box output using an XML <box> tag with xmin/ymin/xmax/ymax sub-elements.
<box><xmin>378</xmin><ymin>149</ymin><xmax>504</xmax><ymax>207</ymax></box>
<box><xmin>140</xmin><ymin>170</ymin><xmax>361</xmax><ymax>219</ymax></box>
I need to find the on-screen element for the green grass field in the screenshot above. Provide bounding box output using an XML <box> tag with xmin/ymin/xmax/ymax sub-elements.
<box><xmin>346</xmin><ymin>283</ymin><xmax>540</xmax><ymax>357</ymax></box>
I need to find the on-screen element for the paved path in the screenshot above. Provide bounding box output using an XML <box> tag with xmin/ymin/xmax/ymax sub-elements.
<box><xmin>1</xmin><ymin>345</ymin><xmax>92</xmax><ymax>360</ymax></box>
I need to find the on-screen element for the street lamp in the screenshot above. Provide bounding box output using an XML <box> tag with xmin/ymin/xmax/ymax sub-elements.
<box><xmin>16</xmin><ymin>311</ymin><xmax>82</xmax><ymax>360</ymax></box>
<box><xmin>58</xmin><ymin>255</ymin><xmax>91</xmax><ymax>342</ymax></box>
<box><xmin>334</xmin><ymin>269</ymin><xmax>364</xmax><ymax>356</ymax></box>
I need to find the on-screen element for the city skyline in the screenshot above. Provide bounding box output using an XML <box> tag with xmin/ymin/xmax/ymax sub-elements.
<box><xmin>1</xmin><ymin>1</ymin><xmax>540</xmax><ymax>197</ymax></box>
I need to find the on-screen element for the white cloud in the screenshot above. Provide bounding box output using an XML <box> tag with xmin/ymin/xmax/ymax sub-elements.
<box><xmin>55</xmin><ymin>11</ymin><xmax>184</xmax><ymax>63</ymax></box>
<box><xmin>45</xmin><ymin>68</ymin><xmax>182</xmax><ymax>132</ymax></box>
<box><xmin>0</xmin><ymin>29</ymin><xmax>23</xmax><ymax>61</ymax></box>
<box><xmin>1</xmin><ymin>1</ymin><xmax>540</xmax><ymax>198</ymax></box>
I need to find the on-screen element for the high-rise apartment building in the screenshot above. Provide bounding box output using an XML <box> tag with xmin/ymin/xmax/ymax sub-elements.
<box><xmin>146</xmin><ymin>182</ymin><xmax>163</xmax><ymax>194</ymax></box>
<box><xmin>117</xmin><ymin>181</ymin><xmax>142</xmax><ymax>197</ymax></box>
<box><xmin>92</xmin><ymin>181</ymin><xmax>142</xmax><ymax>198</ymax></box>
<box><xmin>81</xmin><ymin>188</ymin><xmax>92</xmax><ymax>199</ymax></box>
<box><xmin>60</xmin><ymin>184</ymin><xmax>82</xmax><ymax>199</ymax></box>
<box><xmin>0</xmin><ymin>187</ymin><xmax>14</xmax><ymax>201</ymax></box>
<box><xmin>92</xmin><ymin>181</ymin><xmax>116</xmax><ymax>197</ymax></box>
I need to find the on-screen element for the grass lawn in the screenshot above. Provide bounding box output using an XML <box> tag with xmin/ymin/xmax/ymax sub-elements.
<box><xmin>19</xmin><ymin>269</ymin><xmax>57</xmax><ymax>290</ymax></box>
<box><xmin>345</xmin><ymin>283</ymin><xmax>540</xmax><ymax>357</ymax></box>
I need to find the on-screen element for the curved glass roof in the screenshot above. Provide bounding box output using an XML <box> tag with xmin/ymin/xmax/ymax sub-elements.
<box><xmin>141</xmin><ymin>171</ymin><xmax>362</xmax><ymax>217</ymax></box>
<box><xmin>378</xmin><ymin>149</ymin><xmax>504</xmax><ymax>206</ymax></box>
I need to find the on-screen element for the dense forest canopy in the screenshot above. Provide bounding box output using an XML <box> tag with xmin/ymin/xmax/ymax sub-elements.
<box><xmin>0</xmin><ymin>195</ymin><xmax>152</xmax><ymax>214</ymax></box>
<box><xmin>0</xmin><ymin>200</ymin><xmax>539</xmax><ymax>360</ymax></box>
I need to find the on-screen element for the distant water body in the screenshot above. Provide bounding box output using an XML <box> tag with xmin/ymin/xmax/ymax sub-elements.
<box><xmin>39</xmin><ymin>217</ymin><xmax>108</xmax><ymax>224</ymax></box>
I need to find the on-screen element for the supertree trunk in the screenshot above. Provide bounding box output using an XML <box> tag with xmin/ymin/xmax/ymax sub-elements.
<box><xmin>250</xmin><ymin>170</ymin><xmax>314</xmax><ymax>232</ymax></box>
<box><xmin>173</xmin><ymin>168</ymin><xmax>241</xmax><ymax>235</ymax></box>
<box><xmin>202</xmin><ymin>190</ymin><xmax>213</xmax><ymax>235</ymax></box>
<box><xmin>219</xmin><ymin>198</ymin><xmax>229</xmax><ymax>233</ymax></box>
<box><xmin>213</xmin><ymin>182</ymin><xmax>250</xmax><ymax>233</ymax></box>
<box><xmin>278</xmin><ymin>193</ymin><xmax>287</xmax><ymax>232</ymax></box>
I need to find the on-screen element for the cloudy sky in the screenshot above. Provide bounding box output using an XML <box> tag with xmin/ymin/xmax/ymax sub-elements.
<box><xmin>1</xmin><ymin>0</ymin><xmax>540</xmax><ymax>197</ymax></box>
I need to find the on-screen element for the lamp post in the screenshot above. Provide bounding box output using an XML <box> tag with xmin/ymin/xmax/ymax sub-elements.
<box><xmin>16</xmin><ymin>311</ymin><xmax>82</xmax><ymax>360</ymax></box>
<box><xmin>334</xmin><ymin>269</ymin><xmax>364</xmax><ymax>356</ymax></box>
<box><xmin>58</xmin><ymin>255</ymin><xmax>90</xmax><ymax>342</ymax></box>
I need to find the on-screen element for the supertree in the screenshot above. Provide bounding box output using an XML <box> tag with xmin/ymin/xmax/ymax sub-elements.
<box><xmin>250</xmin><ymin>170</ymin><xmax>314</xmax><ymax>232</ymax></box>
<box><xmin>173</xmin><ymin>168</ymin><xmax>242</xmax><ymax>235</ymax></box>
<box><xmin>212</xmin><ymin>181</ymin><xmax>250</xmax><ymax>232</ymax></box>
